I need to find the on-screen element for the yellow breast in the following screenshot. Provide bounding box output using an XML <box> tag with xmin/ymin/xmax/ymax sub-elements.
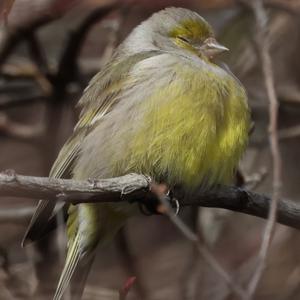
<box><xmin>113</xmin><ymin>57</ymin><xmax>250</xmax><ymax>188</ymax></box>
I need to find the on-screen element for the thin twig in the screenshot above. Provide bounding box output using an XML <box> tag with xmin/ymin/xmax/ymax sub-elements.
<box><xmin>0</xmin><ymin>113</ymin><xmax>44</xmax><ymax>139</ymax></box>
<box><xmin>0</xmin><ymin>0</ymin><xmax>15</xmax><ymax>26</ymax></box>
<box><xmin>42</xmin><ymin>3</ymin><xmax>119</xmax><ymax>169</ymax></box>
<box><xmin>246</xmin><ymin>0</ymin><xmax>282</xmax><ymax>298</ymax></box>
<box><xmin>0</xmin><ymin>0</ymin><xmax>84</xmax><ymax>68</ymax></box>
<box><xmin>0</xmin><ymin>95</ymin><xmax>46</xmax><ymax>109</ymax></box>
<box><xmin>116</xmin><ymin>229</ymin><xmax>148</xmax><ymax>299</ymax></box>
<box><xmin>118</xmin><ymin>277</ymin><xmax>136</xmax><ymax>300</ymax></box>
<box><xmin>1</xmin><ymin>63</ymin><xmax>53</xmax><ymax>95</ymax></box>
<box><xmin>180</xmin><ymin>208</ymin><xmax>200</xmax><ymax>300</ymax></box>
<box><xmin>25</xmin><ymin>32</ymin><xmax>49</xmax><ymax>75</ymax></box>
<box><xmin>158</xmin><ymin>195</ymin><xmax>248</xmax><ymax>299</ymax></box>
<box><xmin>0</xmin><ymin>172</ymin><xmax>150</xmax><ymax>203</ymax></box>
<box><xmin>0</xmin><ymin>15</ymin><xmax>56</xmax><ymax>68</ymax></box>
<box><xmin>264</xmin><ymin>0</ymin><xmax>300</xmax><ymax>17</ymax></box>
<box><xmin>237</xmin><ymin>0</ymin><xmax>300</xmax><ymax>17</ymax></box>
<box><xmin>279</xmin><ymin>125</ymin><xmax>300</xmax><ymax>140</ymax></box>
<box><xmin>243</xmin><ymin>168</ymin><xmax>268</xmax><ymax>190</ymax></box>
<box><xmin>53</xmin><ymin>3</ymin><xmax>117</xmax><ymax>101</ymax></box>
<box><xmin>1</xmin><ymin>172</ymin><xmax>299</xmax><ymax>230</ymax></box>
<box><xmin>0</xmin><ymin>207</ymin><xmax>34</xmax><ymax>223</ymax></box>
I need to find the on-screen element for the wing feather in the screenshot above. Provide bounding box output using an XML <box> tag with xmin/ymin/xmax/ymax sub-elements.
<box><xmin>22</xmin><ymin>51</ymin><xmax>160</xmax><ymax>245</ymax></box>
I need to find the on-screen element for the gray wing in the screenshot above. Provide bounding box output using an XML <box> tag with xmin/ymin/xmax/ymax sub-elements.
<box><xmin>22</xmin><ymin>51</ymin><xmax>160</xmax><ymax>246</ymax></box>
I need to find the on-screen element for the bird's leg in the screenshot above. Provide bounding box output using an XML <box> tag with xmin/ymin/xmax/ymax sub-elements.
<box><xmin>166</xmin><ymin>189</ymin><xmax>180</xmax><ymax>215</ymax></box>
<box><xmin>88</xmin><ymin>178</ymin><xmax>99</xmax><ymax>188</ymax></box>
<box><xmin>138</xmin><ymin>182</ymin><xmax>180</xmax><ymax>215</ymax></box>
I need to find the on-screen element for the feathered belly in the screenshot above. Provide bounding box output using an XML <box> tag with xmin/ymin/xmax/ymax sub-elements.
<box><xmin>112</xmin><ymin>76</ymin><xmax>250</xmax><ymax>188</ymax></box>
<box><xmin>75</xmin><ymin>59</ymin><xmax>250</xmax><ymax>189</ymax></box>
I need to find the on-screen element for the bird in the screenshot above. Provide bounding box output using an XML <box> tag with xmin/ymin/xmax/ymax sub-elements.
<box><xmin>22</xmin><ymin>7</ymin><xmax>250</xmax><ymax>300</ymax></box>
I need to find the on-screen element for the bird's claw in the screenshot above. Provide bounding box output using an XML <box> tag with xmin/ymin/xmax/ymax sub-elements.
<box><xmin>88</xmin><ymin>178</ymin><xmax>98</xmax><ymax>188</ymax></box>
<box><xmin>166</xmin><ymin>189</ymin><xmax>180</xmax><ymax>215</ymax></box>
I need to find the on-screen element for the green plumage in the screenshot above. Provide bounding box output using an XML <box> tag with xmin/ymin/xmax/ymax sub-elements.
<box><xmin>113</xmin><ymin>56</ymin><xmax>249</xmax><ymax>186</ymax></box>
<box><xmin>23</xmin><ymin>7</ymin><xmax>250</xmax><ymax>300</ymax></box>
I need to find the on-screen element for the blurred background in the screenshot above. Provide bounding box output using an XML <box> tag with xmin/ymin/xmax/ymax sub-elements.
<box><xmin>1</xmin><ymin>0</ymin><xmax>300</xmax><ymax>299</ymax></box>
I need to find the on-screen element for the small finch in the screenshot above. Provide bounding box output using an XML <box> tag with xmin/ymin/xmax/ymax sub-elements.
<box><xmin>23</xmin><ymin>7</ymin><xmax>250</xmax><ymax>300</ymax></box>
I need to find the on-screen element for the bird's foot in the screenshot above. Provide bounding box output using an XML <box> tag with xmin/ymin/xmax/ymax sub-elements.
<box><xmin>139</xmin><ymin>182</ymin><xmax>180</xmax><ymax>215</ymax></box>
<box><xmin>166</xmin><ymin>189</ymin><xmax>180</xmax><ymax>215</ymax></box>
<box><xmin>88</xmin><ymin>178</ymin><xmax>99</xmax><ymax>188</ymax></box>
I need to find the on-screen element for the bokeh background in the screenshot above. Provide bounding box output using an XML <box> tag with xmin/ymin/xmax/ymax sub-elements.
<box><xmin>1</xmin><ymin>0</ymin><xmax>300</xmax><ymax>299</ymax></box>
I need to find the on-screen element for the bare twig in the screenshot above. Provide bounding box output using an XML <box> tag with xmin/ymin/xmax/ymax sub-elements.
<box><xmin>157</xmin><ymin>195</ymin><xmax>248</xmax><ymax>299</ymax></box>
<box><xmin>119</xmin><ymin>276</ymin><xmax>136</xmax><ymax>300</ymax></box>
<box><xmin>54</xmin><ymin>3</ymin><xmax>117</xmax><ymax>101</ymax></box>
<box><xmin>245</xmin><ymin>0</ymin><xmax>282</xmax><ymax>298</ymax></box>
<box><xmin>0</xmin><ymin>15</ymin><xmax>57</xmax><ymax>68</ymax></box>
<box><xmin>243</xmin><ymin>168</ymin><xmax>268</xmax><ymax>190</ymax></box>
<box><xmin>1</xmin><ymin>172</ymin><xmax>299</xmax><ymax>230</ymax></box>
<box><xmin>0</xmin><ymin>0</ymin><xmax>85</xmax><ymax>68</ymax></box>
<box><xmin>116</xmin><ymin>229</ymin><xmax>148</xmax><ymax>299</ymax></box>
<box><xmin>180</xmin><ymin>208</ymin><xmax>200</xmax><ymax>300</ymax></box>
<box><xmin>0</xmin><ymin>0</ymin><xmax>15</xmax><ymax>26</ymax></box>
<box><xmin>25</xmin><ymin>32</ymin><xmax>49</xmax><ymax>76</ymax></box>
<box><xmin>238</xmin><ymin>0</ymin><xmax>300</xmax><ymax>17</ymax></box>
<box><xmin>1</xmin><ymin>63</ymin><xmax>52</xmax><ymax>95</ymax></box>
<box><xmin>0</xmin><ymin>207</ymin><xmax>34</xmax><ymax>223</ymax></box>
<box><xmin>264</xmin><ymin>0</ymin><xmax>300</xmax><ymax>17</ymax></box>
<box><xmin>0</xmin><ymin>95</ymin><xmax>46</xmax><ymax>109</ymax></box>
<box><xmin>0</xmin><ymin>113</ymin><xmax>44</xmax><ymax>139</ymax></box>
<box><xmin>279</xmin><ymin>125</ymin><xmax>300</xmax><ymax>140</ymax></box>
<box><xmin>42</xmin><ymin>3</ymin><xmax>119</xmax><ymax>169</ymax></box>
<box><xmin>0</xmin><ymin>172</ymin><xmax>150</xmax><ymax>203</ymax></box>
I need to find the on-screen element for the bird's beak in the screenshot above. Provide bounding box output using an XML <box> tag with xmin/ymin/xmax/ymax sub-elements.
<box><xmin>199</xmin><ymin>38</ymin><xmax>229</xmax><ymax>59</ymax></box>
<box><xmin>207</xmin><ymin>40</ymin><xmax>229</xmax><ymax>53</ymax></box>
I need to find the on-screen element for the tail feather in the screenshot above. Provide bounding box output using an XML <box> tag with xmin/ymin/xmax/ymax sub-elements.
<box><xmin>53</xmin><ymin>234</ymin><xmax>94</xmax><ymax>300</ymax></box>
<box><xmin>22</xmin><ymin>200</ymin><xmax>56</xmax><ymax>246</ymax></box>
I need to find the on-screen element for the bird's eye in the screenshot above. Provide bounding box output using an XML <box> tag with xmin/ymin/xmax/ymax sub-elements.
<box><xmin>177</xmin><ymin>36</ymin><xmax>190</xmax><ymax>43</ymax></box>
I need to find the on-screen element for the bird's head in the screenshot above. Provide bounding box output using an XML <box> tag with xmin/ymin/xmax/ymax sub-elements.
<box><xmin>168</xmin><ymin>15</ymin><xmax>229</xmax><ymax>60</ymax></box>
<box><xmin>123</xmin><ymin>7</ymin><xmax>228</xmax><ymax>61</ymax></box>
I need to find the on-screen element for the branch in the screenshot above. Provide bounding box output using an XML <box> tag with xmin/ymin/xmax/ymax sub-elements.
<box><xmin>245</xmin><ymin>1</ymin><xmax>282</xmax><ymax>298</ymax></box>
<box><xmin>0</xmin><ymin>94</ymin><xmax>46</xmax><ymax>109</ymax></box>
<box><xmin>118</xmin><ymin>277</ymin><xmax>136</xmax><ymax>300</ymax></box>
<box><xmin>0</xmin><ymin>0</ymin><xmax>83</xmax><ymax>68</ymax></box>
<box><xmin>279</xmin><ymin>124</ymin><xmax>300</xmax><ymax>140</ymax></box>
<box><xmin>0</xmin><ymin>0</ymin><xmax>15</xmax><ymax>25</ymax></box>
<box><xmin>0</xmin><ymin>207</ymin><xmax>34</xmax><ymax>223</ymax></box>
<box><xmin>0</xmin><ymin>3</ymin><xmax>119</xmax><ymax>111</ymax></box>
<box><xmin>264</xmin><ymin>0</ymin><xmax>300</xmax><ymax>17</ymax></box>
<box><xmin>25</xmin><ymin>32</ymin><xmax>49</xmax><ymax>76</ymax></box>
<box><xmin>0</xmin><ymin>15</ymin><xmax>56</xmax><ymax>68</ymax></box>
<box><xmin>53</xmin><ymin>3</ymin><xmax>117</xmax><ymax>100</ymax></box>
<box><xmin>0</xmin><ymin>172</ymin><xmax>149</xmax><ymax>203</ymax></box>
<box><xmin>0</xmin><ymin>112</ymin><xmax>44</xmax><ymax>139</ymax></box>
<box><xmin>0</xmin><ymin>172</ymin><xmax>299</xmax><ymax>230</ymax></box>
<box><xmin>237</xmin><ymin>0</ymin><xmax>300</xmax><ymax>17</ymax></box>
<box><xmin>158</xmin><ymin>195</ymin><xmax>247</xmax><ymax>299</ymax></box>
